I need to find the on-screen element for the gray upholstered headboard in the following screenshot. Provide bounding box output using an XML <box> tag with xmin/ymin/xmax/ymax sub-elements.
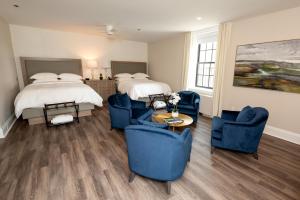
<box><xmin>111</xmin><ymin>61</ymin><xmax>147</xmax><ymax>77</ymax></box>
<box><xmin>20</xmin><ymin>57</ymin><xmax>82</xmax><ymax>86</ymax></box>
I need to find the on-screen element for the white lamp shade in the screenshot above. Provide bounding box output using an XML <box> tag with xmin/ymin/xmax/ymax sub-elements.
<box><xmin>101</xmin><ymin>59</ymin><xmax>110</xmax><ymax>69</ymax></box>
<box><xmin>86</xmin><ymin>60</ymin><xmax>98</xmax><ymax>68</ymax></box>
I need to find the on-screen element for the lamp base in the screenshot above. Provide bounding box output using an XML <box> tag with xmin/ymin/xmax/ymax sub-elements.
<box><xmin>91</xmin><ymin>68</ymin><xmax>95</xmax><ymax>80</ymax></box>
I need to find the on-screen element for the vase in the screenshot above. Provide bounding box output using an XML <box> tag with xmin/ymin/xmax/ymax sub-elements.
<box><xmin>172</xmin><ymin>111</ymin><xmax>179</xmax><ymax>118</ymax></box>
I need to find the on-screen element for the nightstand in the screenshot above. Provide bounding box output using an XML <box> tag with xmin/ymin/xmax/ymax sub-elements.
<box><xmin>85</xmin><ymin>79</ymin><xmax>115</xmax><ymax>101</ymax></box>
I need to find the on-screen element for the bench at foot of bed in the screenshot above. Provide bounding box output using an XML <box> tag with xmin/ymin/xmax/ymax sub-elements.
<box><xmin>27</xmin><ymin>110</ymin><xmax>92</xmax><ymax>125</ymax></box>
<box><xmin>22</xmin><ymin>103</ymin><xmax>94</xmax><ymax>125</ymax></box>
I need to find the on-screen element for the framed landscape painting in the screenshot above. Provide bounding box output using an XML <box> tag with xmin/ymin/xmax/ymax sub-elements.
<box><xmin>233</xmin><ymin>39</ymin><xmax>300</xmax><ymax>94</ymax></box>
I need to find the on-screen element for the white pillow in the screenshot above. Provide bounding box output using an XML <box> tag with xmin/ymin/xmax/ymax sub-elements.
<box><xmin>133</xmin><ymin>73</ymin><xmax>149</xmax><ymax>79</ymax></box>
<box><xmin>33</xmin><ymin>79</ymin><xmax>83</xmax><ymax>84</ymax></box>
<box><xmin>153</xmin><ymin>101</ymin><xmax>167</xmax><ymax>109</ymax></box>
<box><xmin>32</xmin><ymin>79</ymin><xmax>59</xmax><ymax>84</ymax></box>
<box><xmin>114</xmin><ymin>73</ymin><xmax>133</xmax><ymax>78</ymax></box>
<box><xmin>30</xmin><ymin>73</ymin><xmax>58</xmax><ymax>80</ymax></box>
<box><xmin>59</xmin><ymin>73</ymin><xmax>82</xmax><ymax>80</ymax></box>
<box><xmin>134</xmin><ymin>77</ymin><xmax>149</xmax><ymax>80</ymax></box>
<box><xmin>59</xmin><ymin>79</ymin><xmax>83</xmax><ymax>83</ymax></box>
<box><xmin>117</xmin><ymin>77</ymin><xmax>132</xmax><ymax>82</ymax></box>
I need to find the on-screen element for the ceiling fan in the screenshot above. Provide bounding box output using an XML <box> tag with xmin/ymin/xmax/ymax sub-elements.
<box><xmin>96</xmin><ymin>25</ymin><xmax>118</xmax><ymax>39</ymax></box>
<box><xmin>105</xmin><ymin>25</ymin><xmax>115</xmax><ymax>35</ymax></box>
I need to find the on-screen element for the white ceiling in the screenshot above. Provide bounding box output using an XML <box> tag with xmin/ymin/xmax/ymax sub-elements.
<box><xmin>1</xmin><ymin>0</ymin><xmax>300</xmax><ymax>43</ymax></box>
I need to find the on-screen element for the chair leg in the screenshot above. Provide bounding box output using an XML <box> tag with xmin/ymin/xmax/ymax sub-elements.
<box><xmin>128</xmin><ymin>171</ymin><xmax>136</xmax><ymax>183</ymax></box>
<box><xmin>253</xmin><ymin>152</ymin><xmax>258</xmax><ymax>160</ymax></box>
<box><xmin>211</xmin><ymin>146</ymin><xmax>215</xmax><ymax>154</ymax></box>
<box><xmin>166</xmin><ymin>181</ymin><xmax>171</xmax><ymax>194</ymax></box>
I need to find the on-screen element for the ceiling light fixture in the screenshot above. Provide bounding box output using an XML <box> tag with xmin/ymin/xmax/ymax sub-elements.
<box><xmin>196</xmin><ymin>17</ymin><xmax>203</xmax><ymax>21</ymax></box>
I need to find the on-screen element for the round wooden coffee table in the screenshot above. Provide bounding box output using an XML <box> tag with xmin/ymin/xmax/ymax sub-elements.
<box><xmin>152</xmin><ymin>113</ymin><xmax>193</xmax><ymax>132</ymax></box>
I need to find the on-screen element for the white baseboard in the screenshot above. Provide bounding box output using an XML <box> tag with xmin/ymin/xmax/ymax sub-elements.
<box><xmin>264</xmin><ymin>125</ymin><xmax>300</xmax><ymax>145</ymax></box>
<box><xmin>0</xmin><ymin>114</ymin><xmax>17</xmax><ymax>138</ymax></box>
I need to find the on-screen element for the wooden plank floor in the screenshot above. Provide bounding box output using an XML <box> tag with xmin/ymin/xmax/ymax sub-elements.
<box><xmin>0</xmin><ymin>106</ymin><xmax>299</xmax><ymax>200</ymax></box>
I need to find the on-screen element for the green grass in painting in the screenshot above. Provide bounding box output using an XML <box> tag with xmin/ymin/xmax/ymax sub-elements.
<box><xmin>234</xmin><ymin>61</ymin><xmax>300</xmax><ymax>94</ymax></box>
<box><xmin>233</xmin><ymin>76</ymin><xmax>300</xmax><ymax>93</ymax></box>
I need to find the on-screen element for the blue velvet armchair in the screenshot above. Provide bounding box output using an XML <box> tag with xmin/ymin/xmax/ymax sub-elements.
<box><xmin>108</xmin><ymin>93</ymin><xmax>150</xmax><ymax>129</ymax></box>
<box><xmin>167</xmin><ymin>91</ymin><xmax>200</xmax><ymax>122</ymax></box>
<box><xmin>211</xmin><ymin>106</ymin><xmax>269</xmax><ymax>159</ymax></box>
<box><xmin>125</xmin><ymin>125</ymin><xmax>193</xmax><ymax>194</ymax></box>
<box><xmin>137</xmin><ymin>109</ymin><xmax>169</xmax><ymax>129</ymax></box>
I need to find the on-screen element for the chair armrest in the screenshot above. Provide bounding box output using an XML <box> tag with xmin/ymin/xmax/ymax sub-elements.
<box><xmin>109</xmin><ymin>106</ymin><xmax>132</xmax><ymax>128</ymax></box>
<box><xmin>194</xmin><ymin>98</ymin><xmax>200</xmax><ymax>106</ymax></box>
<box><xmin>212</xmin><ymin>116</ymin><xmax>226</xmax><ymax>131</ymax></box>
<box><xmin>214</xmin><ymin>116</ymin><xmax>253</xmax><ymax>128</ymax></box>
<box><xmin>137</xmin><ymin>109</ymin><xmax>154</xmax><ymax>121</ymax></box>
<box><xmin>180</xmin><ymin>128</ymin><xmax>191</xmax><ymax>141</ymax></box>
<box><xmin>222</xmin><ymin>123</ymin><xmax>263</xmax><ymax>152</ymax></box>
<box><xmin>221</xmin><ymin>110</ymin><xmax>239</xmax><ymax>121</ymax></box>
<box><xmin>131</xmin><ymin>100</ymin><xmax>146</xmax><ymax>109</ymax></box>
<box><xmin>132</xmin><ymin>108</ymin><xmax>151</xmax><ymax>119</ymax></box>
<box><xmin>180</xmin><ymin>128</ymin><xmax>193</xmax><ymax>163</ymax></box>
<box><xmin>138</xmin><ymin>119</ymin><xmax>169</xmax><ymax>129</ymax></box>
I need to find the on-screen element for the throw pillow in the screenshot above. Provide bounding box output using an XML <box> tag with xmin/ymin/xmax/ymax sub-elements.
<box><xmin>236</xmin><ymin>106</ymin><xmax>255</xmax><ymax>122</ymax></box>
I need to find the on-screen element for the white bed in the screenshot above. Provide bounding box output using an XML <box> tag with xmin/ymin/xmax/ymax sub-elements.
<box><xmin>117</xmin><ymin>79</ymin><xmax>172</xmax><ymax>100</ymax></box>
<box><xmin>15</xmin><ymin>80</ymin><xmax>103</xmax><ymax>118</ymax></box>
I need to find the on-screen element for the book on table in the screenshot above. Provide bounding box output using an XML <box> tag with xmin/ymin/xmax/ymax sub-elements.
<box><xmin>163</xmin><ymin>117</ymin><xmax>184</xmax><ymax>124</ymax></box>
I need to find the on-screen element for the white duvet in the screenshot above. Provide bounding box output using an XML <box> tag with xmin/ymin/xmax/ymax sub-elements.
<box><xmin>118</xmin><ymin>79</ymin><xmax>172</xmax><ymax>100</ymax></box>
<box><xmin>14</xmin><ymin>81</ymin><xmax>103</xmax><ymax>118</ymax></box>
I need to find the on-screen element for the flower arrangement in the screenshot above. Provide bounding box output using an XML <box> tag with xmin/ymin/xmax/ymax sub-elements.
<box><xmin>169</xmin><ymin>93</ymin><xmax>181</xmax><ymax>117</ymax></box>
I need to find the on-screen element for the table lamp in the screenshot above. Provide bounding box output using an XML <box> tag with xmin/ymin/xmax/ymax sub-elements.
<box><xmin>86</xmin><ymin>59</ymin><xmax>98</xmax><ymax>79</ymax></box>
<box><xmin>101</xmin><ymin>59</ymin><xmax>110</xmax><ymax>79</ymax></box>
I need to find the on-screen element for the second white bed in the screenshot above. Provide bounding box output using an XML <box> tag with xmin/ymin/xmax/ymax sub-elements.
<box><xmin>117</xmin><ymin>79</ymin><xmax>172</xmax><ymax>100</ymax></box>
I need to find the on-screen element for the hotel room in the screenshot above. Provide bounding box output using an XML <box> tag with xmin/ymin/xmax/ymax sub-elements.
<box><xmin>0</xmin><ymin>0</ymin><xmax>299</xmax><ymax>199</ymax></box>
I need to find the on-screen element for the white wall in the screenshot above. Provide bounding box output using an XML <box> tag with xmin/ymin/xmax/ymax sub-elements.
<box><xmin>221</xmin><ymin>7</ymin><xmax>300</xmax><ymax>135</ymax></box>
<box><xmin>148</xmin><ymin>33</ymin><xmax>186</xmax><ymax>92</ymax></box>
<box><xmin>148</xmin><ymin>33</ymin><xmax>213</xmax><ymax>116</ymax></box>
<box><xmin>10</xmin><ymin>25</ymin><xmax>148</xmax><ymax>89</ymax></box>
<box><xmin>0</xmin><ymin>18</ymin><xmax>19</xmax><ymax>137</ymax></box>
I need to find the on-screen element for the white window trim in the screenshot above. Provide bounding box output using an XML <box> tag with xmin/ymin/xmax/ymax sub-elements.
<box><xmin>186</xmin><ymin>26</ymin><xmax>218</xmax><ymax>96</ymax></box>
<box><xmin>188</xmin><ymin>86</ymin><xmax>213</xmax><ymax>97</ymax></box>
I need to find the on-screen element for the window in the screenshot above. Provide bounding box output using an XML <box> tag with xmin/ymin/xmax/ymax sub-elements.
<box><xmin>195</xmin><ymin>42</ymin><xmax>217</xmax><ymax>89</ymax></box>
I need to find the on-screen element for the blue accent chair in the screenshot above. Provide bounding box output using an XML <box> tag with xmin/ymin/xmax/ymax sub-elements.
<box><xmin>167</xmin><ymin>91</ymin><xmax>200</xmax><ymax>123</ymax></box>
<box><xmin>211</xmin><ymin>106</ymin><xmax>269</xmax><ymax>159</ymax></box>
<box><xmin>125</xmin><ymin>125</ymin><xmax>193</xmax><ymax>194</ymax></box>
<box><xmin>137</xmin><ymin>109</ymin><xmax>169</xmax><ymax>129</ymax></box>
<box><xmin>108</xmin><ymin>93</ymin><xmax>150</xmax><ymax>129</ymax></box>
